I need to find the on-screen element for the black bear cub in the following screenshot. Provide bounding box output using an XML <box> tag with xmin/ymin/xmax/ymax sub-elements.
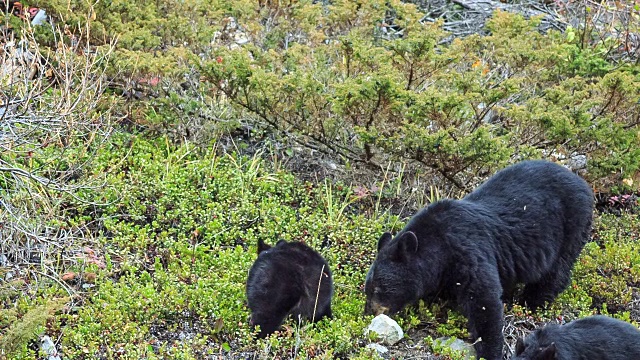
<box><xmin>364</xmin><ymin>160</ymin><xmax>593</xmax><ymax>360</ymax></box>
<box><xmin>513</xmin><ymin>315</ymin><xmax>640</xmax><ymax>360</ymax></box>
<box><xmin>246</xmin><ymin>239</ymin><xmax>333</xmax><ymax>338</ymax></box>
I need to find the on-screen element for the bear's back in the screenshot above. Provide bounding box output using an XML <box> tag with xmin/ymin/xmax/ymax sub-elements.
<box><xmin>537</xmin><ymin>316</ymin><xmax>640</xmax><ymax>360</ymax></box>
<box><xmin>464</xmin><ymin>160</ymin><xmax>592</xmax><ymax>210</ymax></box>
<box><xmin>254</xmin><ymin>242</ymin><xmax>327</xmax><ymax>276</ymax></box>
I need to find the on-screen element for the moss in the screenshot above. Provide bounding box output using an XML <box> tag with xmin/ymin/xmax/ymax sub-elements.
<box><xmin>0</xmin><ymin>298</ymin><xmax>67</xmax><ymax>357</ymax></box>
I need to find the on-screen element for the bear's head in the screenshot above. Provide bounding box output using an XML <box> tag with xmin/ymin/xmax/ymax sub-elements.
<box><xmin>257</xmin><ymin>238</ymin><xmax>288</xmax><ymax>254</ymax></box>
<box><xmin>364</xmin><ymin>231</ymin><xmax>426</xmax><ymax>315</ymax></box>
<box><xmin>512</xmin><ymin>334</ymin><xmax>556</xmax><ymax>360</ymax></box>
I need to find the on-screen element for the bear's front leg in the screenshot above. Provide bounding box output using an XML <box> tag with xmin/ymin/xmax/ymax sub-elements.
<box><xmin>459</xmin><ymin>286</ymin><xmax>504</xmax><ymax>360</ymax></box>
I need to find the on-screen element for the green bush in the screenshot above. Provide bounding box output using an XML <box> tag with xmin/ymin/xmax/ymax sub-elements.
<box><xmin>198</xmin><ymin>7</ymin><xmax>640</xmax><ymax>191</ymax></box>
<box><xmin>36</xmin><ymin>0</ymin><xmax>640</xmax><ymax>191</ymax></box>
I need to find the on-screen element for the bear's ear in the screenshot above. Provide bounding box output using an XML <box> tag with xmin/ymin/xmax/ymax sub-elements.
<box><xmin>377</xmin><ymin>232</ymin><xmax>393</xmax><ymax>252</ymax></box>
<box><xmin>275</xmin><ymin>239</ymin><xmax>287</xmax><ymax>247</ymax></box>
<box><xmin>540</xmin><ymin>342</ymin><xmax>556</xmax><ymax>360</ymax></box>
<box><xmin>390</xmin><ymin>231</ymin><xmax>419</xmax><ymax>261</ymax></box>
<box><xmin>515</xmin><ymin>337</ymin><xmax>525</xmax><ymax>355</ymax></box>
<box><xmin>398</xmin><ymin>231</ymin><xmax>418</xmax><ymax>254</ymax></box>
<box><xmin>257</xmin><ymin>239</ymin><xmax>271</xmax><ymax>254</ymax></box>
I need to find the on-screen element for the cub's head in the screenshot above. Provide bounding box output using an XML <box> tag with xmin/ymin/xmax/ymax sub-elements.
<box><xmin>364</xmin><ymin>231</ymin><xmax>423</xmax><ymax>315</ymax></box>
<box><xmin>256</xmin><ymin>239</ymin><xmax>288</xmax><ymax>255</ymax></box>
<box><xmin>512</xmin><ymin>334</ymin><xmax>557</xmax><ymax>360</ymax></box>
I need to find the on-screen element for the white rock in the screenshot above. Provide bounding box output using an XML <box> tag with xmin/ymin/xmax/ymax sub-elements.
<box><xmin>434</xmin><ymin>337</ymin><xmax>476</xmax><ymax>360</ymax></box>
<box><xmin>31</xmin><ymin>9</ymin><xmax>48</xmax><ymax>25</ymax></box>
<box><xmin>366</xmin><ymin>343</ymin><xmax>389</xmax><ymax>354</ymax></box>
<box><xmin>565</xmin><ymin>154</ymin><xmax>587</xmax><ymax>171</ymax></box>
<box><xmin>365</xmin><ymin>314</ymin><xmax>404</xmax><ymax>345</ymax></box>
<box><xmin>226</xmin><ymin>17</ymin><xmax>238</xmax><ymax>30</ymax></box>
<box><xmin>40</xmin><ymin>336</ymin><xmax>61</xmax><ymax>360</ymax></box>
<box><xmin>234</xmin><ymin>33</ymin><xmax>249</xmax><ymax>45</ymax></box>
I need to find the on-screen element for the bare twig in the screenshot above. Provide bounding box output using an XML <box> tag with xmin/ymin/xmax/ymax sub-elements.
<box><xmin>0</xmin><ymin>23</ymin><xmax>117</xmax><ymax>289</ymax></box>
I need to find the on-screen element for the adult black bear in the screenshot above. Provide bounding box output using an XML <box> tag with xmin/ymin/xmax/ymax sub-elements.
<box><xmin>364</xmin><ymin>160</ymin><xmax>593</xmax><ymax>360</ymax></box>
<box><xmin>246</xmin><ymin>239</ymin><xmax>333</xmax><ymax>338</ymax></box>
<box><xmin>512</xmin><ymin>315</ymin><xmax>640</xmax><ymax>360</ymax></box>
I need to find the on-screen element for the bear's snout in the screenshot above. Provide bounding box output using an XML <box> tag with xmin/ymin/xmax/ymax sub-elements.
<box><xmin>365</xmin><ymin>300</ymin><xmax>389</xmax><ymax>316</ymax></box>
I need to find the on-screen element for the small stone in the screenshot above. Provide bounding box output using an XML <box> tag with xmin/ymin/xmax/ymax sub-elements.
<box><xmin>234</xmin><ymin>33</ymin><xmax>249</xmax><ymax>45</ymax></box>
<box><xmin>40</xmin><ymin>335</ymin><xmax>61</xmax><ymax>360</ymax></box>
<box><xmin>31</xmin><ymin>9</ymin><xmax>48</xmax><ymax>26</ymax></box>
<box><xmin>366</xmin><ymin>343</ymin><xmax>389</xmax><ymax>354</ymax></box>
<box><xmin>565</xmin><ymin>154</ymin><xmax>587</xmax><ymax>171</ymax></box>
<box><xmin>225</xmin><ymin>17</ymin><xmax>238</xmax><ymax>30</ymax></box>
<box><xmin>434</xmin><ymin>337</ymin><xmax>476</xmax><ymax>360</ymax></box>
<box><xmin>365</xmin><ymin>314</ymin><xmax>404</xmax><ymax>345</ymax></box>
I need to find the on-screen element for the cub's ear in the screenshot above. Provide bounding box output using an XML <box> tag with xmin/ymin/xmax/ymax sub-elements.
<box><xmin>257</xmin><ymin>239</ymin><xmax>271</xmax><ymax>254</ymax></box>
<box><xmin>515</xmin><ymin>337</ymin><xmax>525</xmax><ymax>355</ymax></box>
<box><xmin>275</xmin><ymin>239</ymin><xmax>287</xmax><ymax>247</ymax></box>
<box><xmin>540</xmin><ymin>342</ymin><xmax>557</xmax><ymax>360</ymax></box>
<box><xmin>377</xmin><ymin>232</ymin><xmax>393</xmax><ymax>252</ymax></box>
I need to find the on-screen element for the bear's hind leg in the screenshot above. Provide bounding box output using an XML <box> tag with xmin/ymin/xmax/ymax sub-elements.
<box><xmin>522</xmin><ymin>225</ymin><xmax>588</xmax><ymax>311</ymax></box>
<box><xmin>521</xmin><ymin>262</ymin><xmax>572</xmax><ymax>311</ymax></box>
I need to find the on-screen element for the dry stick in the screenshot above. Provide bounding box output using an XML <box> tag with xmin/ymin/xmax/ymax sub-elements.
<box><xmin>311</xmin><ymin>264</ymin><xmax>326</xmax><ymax>324</ymax></box>
<box><xmin>31</xmin><ymin>269</ymin><xmax>75</xmax><ymax>296</ymax></box>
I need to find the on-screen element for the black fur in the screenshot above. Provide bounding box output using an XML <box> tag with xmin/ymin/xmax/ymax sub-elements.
<box><xmin>364</xmin><ymin>160</ymin><xmax>593</xmax><ymax>360</ymax></box>
<box><xmin>512</xmin><ymin>315</ymin><xmax>640</xmax><ymax>360</ymax></box>
<box><xmin>246</xmin><ymin>239</ymin><xmax>333</xmax><ymax>337</ymax></box>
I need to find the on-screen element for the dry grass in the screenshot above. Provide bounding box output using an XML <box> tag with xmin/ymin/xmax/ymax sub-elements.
<box><xmin>0</xmin><ymin>22</ymin><xmax>116</xmax><ymax>295</ymax></box>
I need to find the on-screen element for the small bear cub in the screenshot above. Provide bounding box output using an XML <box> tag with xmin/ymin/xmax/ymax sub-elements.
<box><xmin>246</xmin><ymin>239</ymin><xmax>333</xmax><ymax>337</ymax></box>
<box><xmin>513</xmin><ymin>315</ymin><xmax>640</xmax><ymax>360</ymax></box>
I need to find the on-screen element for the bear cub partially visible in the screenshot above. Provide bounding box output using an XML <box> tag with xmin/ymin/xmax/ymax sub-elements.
<box><xmin>513</xmin><ymin>315</ymin><xmax>640</xmax><ymax>360</ymax></box>
<box><xmin>364</xmin><ymin>160</ymin><xmax>594</xmax><ymax>360</ymax></box>
<box><xmin>246</xmin><ymin>239</ymin><xmax>333</xmax><ymax>337</ymax></box>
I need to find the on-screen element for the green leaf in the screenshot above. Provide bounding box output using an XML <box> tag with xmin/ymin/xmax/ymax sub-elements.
<box><xmin>566</xmin><ymin>26</ymin><xmax>575</xmax><ymax>42</ymax></box>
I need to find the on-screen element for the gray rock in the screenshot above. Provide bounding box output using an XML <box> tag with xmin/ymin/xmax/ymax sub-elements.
<box><xmin>366</xmin><ymin>343</ymin><xmax>389</xmax><ymax>355</ymax></box>
<box><xmin>40</xmin><ymin>336</ymin><xmax>61</xmax><ymax>360</ymax></box>
<box><xmin>434</xmin><ymin>337</ymin><xmax>476</xmax><ymax>360</ymax></box>
<box><xmin>234</xmin><ymin>33</ymin><xmax>249</xmax><ymax>45</ymax></box>
<box><xmin>365</xmin><ymin>314</ymin><xmax>404</xmax><ymax>345</ymax></box>
<box><xmin>31</xmin><ymin>9</ymin><xmax>48</xmax><ymax>25</ymax></box>
<box><xmin>565</xmin><ymin>154</ymin><xmax>587</xmax><ymax>171</ymax></box>
<box><xmin>225</xmin><ymin>17</ymin><xmax>238</xmax><ymax>31</ymax></box>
